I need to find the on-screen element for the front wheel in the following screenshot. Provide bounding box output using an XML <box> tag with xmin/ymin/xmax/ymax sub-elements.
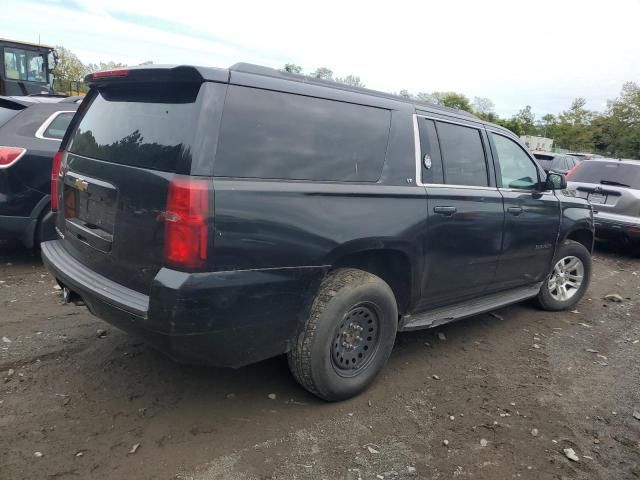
<box><xmin>287</xmin><ymin>268</ymin><xmax>398</xmax><ymax>401</ymax></box>
<box><xmin>536</xmin><ymin>240</ymin><xmax>592</xmax><ymax>311</ymax></box>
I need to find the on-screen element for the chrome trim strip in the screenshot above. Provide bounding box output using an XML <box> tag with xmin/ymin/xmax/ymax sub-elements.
<box><xmin>412</xmin><ymin>114</ymin><xmax>423</xmax><ymax>186</ymax></box>
<box><xmin>34</xmin><ymin>110</ymin><xmax>76</xmax><ymax>141</ymax></box>
<box><xmin>425</xmin><ymin>183</ymin><xmax>499</xmax><ymax>191</ymax></box>
<box><xmin>415</xmin><ymin>113</ymin><xmax>484</xmax><ymax>129</ymax></box>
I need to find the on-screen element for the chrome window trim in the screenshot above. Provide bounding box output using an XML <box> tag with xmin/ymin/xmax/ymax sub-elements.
<box><xmin>35</xmin><ymin>110</ymin><xmax>75</xmax><ymax>141</ymax></box>
<box><xmin>412</xmin><ymin>113</ymin><xmax>496</xmax><ymax>191</ymax></box>
<box><xmin>426</xmin><ymin>184</ymin><xmax>498</xmax><ymax>191</ymax></box>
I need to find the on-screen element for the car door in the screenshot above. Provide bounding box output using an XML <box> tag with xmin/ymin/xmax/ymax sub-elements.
<box><xmin>488</xmin><ymin>131</ymin><xmax>560</xmax><ymax>290</ymax></box>
<box><xmin>416</xmin><ymin>115</ymin><xmax>505</xmax><ymax>309</ymax></box>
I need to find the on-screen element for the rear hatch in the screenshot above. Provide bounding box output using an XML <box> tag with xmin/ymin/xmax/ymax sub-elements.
<box><xmin>568</xmin><ymin>160</ymin><xmax>640</xmax><ymax>220</ymax></box>
<box><xmin>56</xmin><ymin>68</ymin><xmax>221</xmax><ymax>294</ymax></box>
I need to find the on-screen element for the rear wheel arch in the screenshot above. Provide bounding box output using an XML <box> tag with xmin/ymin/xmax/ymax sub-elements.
<box><xmin>329</xmin><ymin>248</ymin><xmax>413</xmax><ymax>316</ymax></box>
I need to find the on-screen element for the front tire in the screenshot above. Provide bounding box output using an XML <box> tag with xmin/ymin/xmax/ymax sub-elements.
<box><xmin>288</xmin><ymin>268</ymin><xmax>398</xmax><ymax>401</ymax></box>
<box><xmin>536</xmin><ymin>240</ymin><xmax>591</xmax><ymax>311</ymax></box>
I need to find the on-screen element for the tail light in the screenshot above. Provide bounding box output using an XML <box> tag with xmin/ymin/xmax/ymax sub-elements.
<box><xmin>50</xmin><ymin>151</ymin><xmax>63</xmax><ymax>211</ymax></box>
<box><xmin>90</xmin><ymin>69</ymin><xmax>129</xmax><ymax>79</ymax></box>
<box><xmin>565</xmin><ymin>161</ymin><xmax>583</xmax><ymax>180</ymax></box>
<box><xmin>163</xmin><ymin>176</ymin><xmax>209</xmax><ymax>269</ymax></box>
<box><xmin>0</xmin><ymin>146</ymin><xmax>26</xmax><ymax>168</ymax></box>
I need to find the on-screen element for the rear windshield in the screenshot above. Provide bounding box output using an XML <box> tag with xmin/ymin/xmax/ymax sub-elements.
<box><xmin>67</xmin><ymin>83</ymin><xmax>200</xmax><ymax>172</ymax></box>
<box><xmin>570</xmin><ymin>161</ymin><xmax>640</xmax><ymax>189</ymax></box>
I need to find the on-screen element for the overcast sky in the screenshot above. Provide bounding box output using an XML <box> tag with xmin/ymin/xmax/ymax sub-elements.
<box><xmin>3</xmin><ymin>0</ymin><xmax>639</xmax><ymax>117</ymax></box>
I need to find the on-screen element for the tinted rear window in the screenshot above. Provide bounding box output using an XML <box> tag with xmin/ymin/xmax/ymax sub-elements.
<box><xmin>571</xmin><ymin>161</ymin><xmax>640</xmax><ymax>189</ymax></box>
<box><xmin>214</xmin><ymin>86</ymin><xmax>391</xmax><ymax>181</ymax></box>
<box><xmin>67</xmin><ymin>83</ymin><xmax>200</xmax><ymax>172</ymax></box>
<box><xmin>42</xmin><ymin>111</ymin><xmax>75</xmax><ymax>139</ymax></box>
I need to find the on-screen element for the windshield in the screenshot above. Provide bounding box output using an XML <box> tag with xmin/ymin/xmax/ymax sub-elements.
<box><xmin>3</xmin><ymin>47</ymin><xmax>47</xmax><ymax>83</ymax></box>
<box><xmin>570</xmin><ymin>161</ymin><xmax>640</xmax><ymax>190</ymax></box>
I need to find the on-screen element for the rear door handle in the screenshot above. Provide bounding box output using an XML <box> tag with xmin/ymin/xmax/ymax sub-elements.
<box><xmin>507</xmin><ymin>206</ymin><xmax>524</xmax><ymax>216</ymax></box>
<box><xmin>433</xmin><ymin>206</ymin><xmax>457</xmax><ymax>216</ymax></box>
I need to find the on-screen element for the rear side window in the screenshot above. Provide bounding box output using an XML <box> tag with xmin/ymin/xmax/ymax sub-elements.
<box><xmin>40</xmin><ymin>112</ymin><xmax>75</xmax><ymax>140</ymax></box>
<box><xmin>436</xmin><ymin>122</ymin><xmax>488</xmax><ymax>187</ymax></box>
<box><xmin>214</xmin><ymin>86</ymin><xmax>391</xmax><ymax>181</ymax></box>
<box><xmin>67</xmin><ymin>83</ymin><xmax>200</xmax><ymax>172</ymax></box>
<box><xmin>570</xmin><ymin>161</ymin><xmax>640</xmax><ymax>189</ymax></box>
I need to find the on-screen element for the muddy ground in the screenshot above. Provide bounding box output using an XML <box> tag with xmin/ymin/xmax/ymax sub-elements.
<box><xmin>0</xmin><ymin>244</ymin><xmax>638</xmax><ymax>480</ymax></box>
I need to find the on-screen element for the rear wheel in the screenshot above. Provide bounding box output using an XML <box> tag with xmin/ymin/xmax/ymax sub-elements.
<box><xmin>536</xmin><ymin>240</ymin><xmax>591</xmax><ymax>311</ymax></box>
<box><xmin>288</xmin><ymin>268</ymin><xmax>397</xmax><ymax>401</ymax></box>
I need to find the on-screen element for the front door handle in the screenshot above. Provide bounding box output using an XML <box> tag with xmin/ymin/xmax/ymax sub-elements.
<box><xmin>507</xmin><ymin>206</ymin><xmax>524</xmax><ymax>216</ymax></box>
<box><xmin>433</xmin><ymin>206</ymin><xmax>457</xmax><ymax>216</ymax></box>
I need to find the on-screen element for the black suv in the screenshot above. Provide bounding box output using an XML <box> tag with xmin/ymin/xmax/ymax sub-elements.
<box><xmin>0</xmin><ymin>95</ymin><xmax>80</xmax><ymax>247</ymax></box>
<box><xmin>42</xmin><ymin>64</ymin><xmax>594</xmax><ymax>401</ymax></box>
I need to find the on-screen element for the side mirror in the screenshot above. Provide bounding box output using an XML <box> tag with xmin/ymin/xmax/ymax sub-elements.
<box><xmin>546</xmin><ymin>172</ymin><xmax>567</xmax><ymax>190</ymax></box>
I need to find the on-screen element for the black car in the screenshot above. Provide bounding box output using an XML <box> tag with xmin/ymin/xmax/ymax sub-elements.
<box><xmin>532</xmin><ymin>151</ymin><xmax>581</xmax><ymax>174</ymax></box>
<box><xmin>0</xmin><ymin>95</ymin><xmax>80</xmax><ymax>247</ymax></box>
<box><xmin>42</xmin><ymin>64</ymin><xmax>594</xmax><ymax>401</ymax></box>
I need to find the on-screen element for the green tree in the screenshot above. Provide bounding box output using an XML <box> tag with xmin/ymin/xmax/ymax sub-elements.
<box><xmin>472</xmin><ymin>97</ymin><xmax>494</xmax><ymax>115</ymax></box>
<box><xmin>85</xmin><ymin>61</ymin><xmax>127</xmax><ymax>74</ymax></box>
<box><xmin>555</xmin><ymin>98</ymin><xmax>595</xmax><ymax>151</ymax></box>
<box><xmin>283</xmin><ymin>63</ymin><xmax>303</xmax><ymax>74</ymax></box>
<box><xmin>605</xmin><ymin>82</ymin><xmax>640</xmax><ymax>158</ymax></box>
<box><xmin>310</xmin><ymin>67</ymin><xmax>333</xmax><ymax>80</ymax></box>
<box><xmin>430</xmin><ymin>91</ymin><xmax>473</xmax><ymax>112</ymax></box>
<box><xmin>515</xmin><ymin>105</ymin><xmax>536</xmax><ymax>135</ymax></box>
<box><xmin>52</xmin><ymin>46</ymin><xmax>85</xmax><ymax>83</ymax></box>
<box><xmin>335</xmin><ymin>75</ymin><xmax>365</xmax><ymax>87</ymax></box>
<box><xmin>415</xmin><ymin>92</ymin><xmax>436</xmax><ymax>103</ymax></box>
<box><xmin>537</xmin><ymin>113</ymin><xmax>558</xmax><ymax>138</ymax></box>
<box><xmin>139</xmin><ymin>60</ymin><xmax>154</xmax><ymax>66</ymax></box>
<box><xmin>495</xmin><ymin>117</ymin><xmax>525</xmax><ymax>136</ymax></box>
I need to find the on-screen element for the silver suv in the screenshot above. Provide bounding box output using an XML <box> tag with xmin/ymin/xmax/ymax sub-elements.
<box><xmin>567</xmin><ymin>159</ymin><xmax>640</xmax><ymax>246</ymax></box>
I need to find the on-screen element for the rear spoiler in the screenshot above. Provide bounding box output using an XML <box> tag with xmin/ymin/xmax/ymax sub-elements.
<box><xmin>84</xmin><ymin>65</ymin><xmax>229</xmax><ymax>86</ymax></box>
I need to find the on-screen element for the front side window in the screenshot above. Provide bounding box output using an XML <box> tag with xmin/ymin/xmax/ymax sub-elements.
<box><xmin>491</xmin><ymin>133</ymin><xmax>539</xmax><ymax>190</ymax></box>
<box><xmin>436</xmin><ymin>122</ymin><xmax>488</xmax><ymax>187</ymax></box>
<box><xmin>3</xmin><ymin>48</ymin><xmax>46</xmax><ymax>82</ymax></box>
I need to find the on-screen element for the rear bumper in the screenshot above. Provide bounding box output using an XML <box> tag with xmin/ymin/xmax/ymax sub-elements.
<box><xmin>41</xmin><ymin>240</ymin><xmax>326</xmax><ymax>367</ymax></box>
<box><xmin>594</xmin><ymin>214</ymin><xmax>640</xmax><ymax>241</ymax></box>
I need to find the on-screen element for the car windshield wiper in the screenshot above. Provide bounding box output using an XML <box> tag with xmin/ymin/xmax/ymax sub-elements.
<box><xmin>600</xmin><ymin>179</ymin><xmax>630</xmax><ymax>187</ymax></box>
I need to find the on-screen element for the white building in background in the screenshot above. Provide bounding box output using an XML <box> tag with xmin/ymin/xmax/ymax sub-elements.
<box><xmin>521</xmin><ymin>135</ymin><xmax>553</xmax><ymax>152</ymax></box>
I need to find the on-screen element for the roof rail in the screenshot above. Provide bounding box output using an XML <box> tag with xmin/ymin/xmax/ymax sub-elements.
<box><xmin>229</xmin><ymin>63</ymin><xmax>479</xmax><ymax>120</ymax></box>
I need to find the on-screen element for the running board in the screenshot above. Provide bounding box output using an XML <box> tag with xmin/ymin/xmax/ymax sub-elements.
<box><xmin>399</xmin><ymin>282</ymin><xmax>543</xmax><ymax>332</ymax></box>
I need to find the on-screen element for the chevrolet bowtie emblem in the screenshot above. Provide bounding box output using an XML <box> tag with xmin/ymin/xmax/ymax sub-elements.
<box><xmin>74</xmin><ymin>178</ymin><xmax>89</xmax><ymax>192</ymax></box>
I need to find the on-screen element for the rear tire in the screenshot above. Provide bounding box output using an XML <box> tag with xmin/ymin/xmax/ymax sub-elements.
<box><xmin>536</xmin><ymin>240</ymin><xmax>591</xmax><ymax>311</ymax></box>
<box><xmin>287</xmin><ymin>268</ymin><xmax>398</xmax><ymax>401</ymax></box>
